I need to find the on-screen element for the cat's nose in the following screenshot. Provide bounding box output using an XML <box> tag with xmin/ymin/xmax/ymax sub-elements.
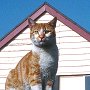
<box><xmin>39</xmin><ymin>34</ymin><xmax>45</xmax><ymax>40</ymax></box>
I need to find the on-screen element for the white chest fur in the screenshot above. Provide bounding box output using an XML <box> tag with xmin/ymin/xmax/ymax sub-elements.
<box><xmin>32</xmin><ymin>45</ymin><xmax>58</xmax><ymax>71</ymax></box>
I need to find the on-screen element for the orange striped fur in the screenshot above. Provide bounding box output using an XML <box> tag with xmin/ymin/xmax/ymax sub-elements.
<box><xmin>5</xmin><ymin>17</ymin><xmax>58</xmax><ymax>90</ymax></box>
<box><xmin>5</xmin><ymin>51</ymin><xmax>41</xmax><ymax>90</ymax></box>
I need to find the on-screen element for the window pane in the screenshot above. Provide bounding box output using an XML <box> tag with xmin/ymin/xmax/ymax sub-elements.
<box><xmin>60</xmin><ymin>76</ymin><xmax>85</xmax><ymax>90</ymax></box>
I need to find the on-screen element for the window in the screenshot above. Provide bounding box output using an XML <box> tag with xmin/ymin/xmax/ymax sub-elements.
<box><xmin>60</xmin><ymin>76</ymin><xmax>85</xmax><ymax>90</ymax></box>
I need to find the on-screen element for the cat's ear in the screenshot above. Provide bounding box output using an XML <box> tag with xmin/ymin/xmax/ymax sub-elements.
<box><xmin>28</xmin><ymin>18</ymin><xmax>36</xmax><ymax>27</ymax></box>
<box><xmin>49</xmin><ymin>17</ymin><xmax>57</xmax><ymax>27</ymax></box>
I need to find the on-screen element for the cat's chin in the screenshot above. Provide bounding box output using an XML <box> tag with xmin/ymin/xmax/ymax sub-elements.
<box><xmin>34</xmin><ymin>41</ymin><xmax>50</xmax><ymax>48</ymax></box>
<box><xmin>34</xmin><ymin>42</ymin><xmax>46</xmax><ymax>47</ymax></box>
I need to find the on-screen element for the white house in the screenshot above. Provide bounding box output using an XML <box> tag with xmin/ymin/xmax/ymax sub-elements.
<box><xmin>0</xmin><ymin>3</ymin><xmax>90</xmax><ymax>90</ymax></box>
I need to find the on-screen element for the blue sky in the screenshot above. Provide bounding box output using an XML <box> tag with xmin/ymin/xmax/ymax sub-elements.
<box><xmin>0</xmin><ymin>0</ymin><xmax>90</xmax><ymax>40</ymax></box>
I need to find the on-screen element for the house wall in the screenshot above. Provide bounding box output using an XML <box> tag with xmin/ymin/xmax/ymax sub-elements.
<box><xmin>0</xmin><ymin>13</ymin><xmax>90</xmax><ymax>90</ymax></box>
<box><xmin>0</xmin><ymin>28</ymin><xmax>32</xmax><ymax>90</ymax></box>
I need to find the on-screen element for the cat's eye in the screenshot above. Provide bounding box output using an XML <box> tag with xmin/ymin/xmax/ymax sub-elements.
<box><xmin>34</xmin><ymin>30</ymin><xmax>38</xmax><ymax>33</ymax></box>
<box><xmin>44</xmin><ymin>30</ymin><xmax>50</xmax><ymax>34</ymax></box>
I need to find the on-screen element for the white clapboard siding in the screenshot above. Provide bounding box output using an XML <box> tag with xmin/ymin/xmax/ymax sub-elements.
<box><xmin>0</xmin><ymin>70</ymin><xmax>10</xmax><ymax>77</ymax></box>
<box><xmin>0</xmin><ymin>28</ymin><xmax>32</xmax><ymax>90</ymax></box>
<box><xmin>0</xmin><ymin>12</ymin><xmax>90</xmax><ymax>89</ymax></box>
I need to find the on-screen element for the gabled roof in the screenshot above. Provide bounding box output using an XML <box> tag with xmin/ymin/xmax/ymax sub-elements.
<box><xmin>0</xmin><ymin>2</ymin><xmax>90</xmax><ymax>49</ymax></box>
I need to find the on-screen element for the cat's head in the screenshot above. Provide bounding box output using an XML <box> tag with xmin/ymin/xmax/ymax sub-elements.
<box><xmin>28</xmin><ymin>17</ymin><xmax>57</xmax><ymax>47</ymax></box>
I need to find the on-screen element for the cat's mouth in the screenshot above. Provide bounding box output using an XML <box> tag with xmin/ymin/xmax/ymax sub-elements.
<box><xmin>39</xmin><ymin>39</ymin><xmax>46</xmax><ymax>45</ymax></box>
<box><xmin>33</xmin><ymin>36</ymin><xmax>54</xmax><ymax>47</ymax></box>
<box><xmin>34</xmin><ymin>38</ymin><xmax>47</xmax><ymax>47</ymax></box>
<box><xmin>38</xmin><ymin>37</ymin><xmax>45</xmax><ymax>42</ymax></box>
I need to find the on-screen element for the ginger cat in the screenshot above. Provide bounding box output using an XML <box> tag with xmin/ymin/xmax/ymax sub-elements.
<box><xmin>5</xmin><ymin>17</ymin><xmax>58</xmax><ymax>90</ymax></box>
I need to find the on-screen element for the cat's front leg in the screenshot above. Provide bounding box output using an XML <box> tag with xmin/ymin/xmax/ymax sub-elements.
<box><xmin>31</xmin><ymin>84</ymin><xmax>42</xmax><ymax>90</ymax></box>
<box><xmin>29</xmin><ymin>74</ymin><xmax>42</xmax><ymax>90</ymax></box>
<box><xmin>46</xmin><ymin>80</ymin><xmax>54</xmax><ymax>90</ymax></box>
<box><xmin>46</xmin><ymin>86</ymin><xmax>52</xmax><ymax>90</ymax></box>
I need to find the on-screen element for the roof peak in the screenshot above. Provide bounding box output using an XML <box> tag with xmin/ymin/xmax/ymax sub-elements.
<box><xmin>0</xmin><ymin>3</ymin><xmax>90</xmax><ymax>49</ymax></box>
